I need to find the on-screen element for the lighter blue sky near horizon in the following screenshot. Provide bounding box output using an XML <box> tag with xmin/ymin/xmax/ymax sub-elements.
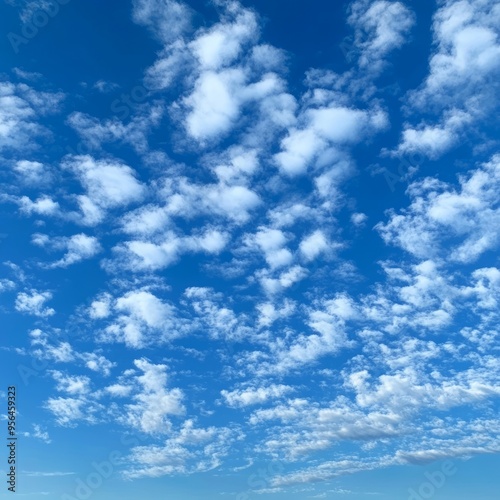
<box><xmin>0</xmin><ymin>0</ymin><xmax>499</xmax><ymax>499</ymax></box>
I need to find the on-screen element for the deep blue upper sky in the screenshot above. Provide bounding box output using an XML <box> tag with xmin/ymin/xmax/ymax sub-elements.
<box><xmin>0</xmin><ymin>0</ymin><xmax>499</xmax><ymax>499</ymax></box>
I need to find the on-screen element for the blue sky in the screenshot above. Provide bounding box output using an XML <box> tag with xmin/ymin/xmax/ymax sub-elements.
<box><xmin>0</xmin><ymin>0</ymin><xmax>499</xmax><ymax>498</ymax></box>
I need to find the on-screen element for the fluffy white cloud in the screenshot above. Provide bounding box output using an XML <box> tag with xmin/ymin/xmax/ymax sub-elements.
<box><xmin>95</xmin><ymin>290</ymin><xmax>190</xmax><ymax>348</ymax></box>
<box><xmin>106</xmin><ymin>291</ymin><xmax>178</xmax><ymax>347</ymax></box>
<box><xmin>258</xmin><ymin>265</ymin><xmax>308</xmax><ymax>296</ymax></box>
<box><xmin>110</xmin><ymin>226</ymin><xmax>229</xmax><ymax>272</ymax></box>
<box><xmin>176</xmin><ymin>3</ymin><xmax>291</xmax><ymax>144</ymax></box>
<box><xmin>0</xmin><ymin>279</ymin><xmax>16</xmax><ymax>293</ymax></box>
<box><xmin>13</xmin><ymin>160</ymin><xmax>49</xmax><ymax>185</ymax></box>
<box><xmin>256</xmin><ymin>299</ymin><xmax>295</xmax><ymax>328</ymax></box>
<box><xmin>18</xmin><ymin>195</ymin><xmax>60</xmax><ymax>217</ymax></box>
<box><xmin>396</xmin><ymin>107</ymin><xmax>473</xmax><ymax>159</ymax></box>
<box><xmin>248</xmin><ymin>227</ymin><xmax>293</xmax><ymax>269</ymax></box>
<box><xmin>32</xmin><ymin>233</ymin><xmax>102</xmax><ymax>268</ymax></box>
<box><xmin>132</xmin><ymin>0</ymin><xmax>192</xmax><ymax>44</ymax></box>
<box><xmin>348</xmin><ymin>0</ymin><xmax>415</xmax><ymax>74</ymax></box>
<box><xmin>377</xmin><ymin>155</ymin><xmax>500</xmax><ymax>262</ymax></box>
<box><xmin>51</xmin><ymin>371</ymin><xmax>91</xmax><ymax>395</ymax></box>
<box><xmin>89</xmin><ymin>293</ymin><xmax>112</xmax><ymax>319</ymax></box>
<box><xmin>221</xmin><ymin>384</ymin><xmax>294</xmax><ymax>407</ymax></box>
<box><xmin>351</xmin><ymin>212</ymin><xmax>368</xmax><ymax>226</ymax></box>
<box><xmin>45</xmin><ymin>396</ymin><xmax>102</xmax><ymax>427</ymax></box>
<box><xmin>184</xmin><ymin>68</ymin><xmax>266</xmax><ymax>141</ymax></box>
<box><xmin>184</xmin><ymin>286</ymin><xmax>251</xmax><ymax>341</ymax></box>
<box><xmin>62</xmin><ymin>155</ymin><xmax>146</xmax><ymax>224</ymax></box>
<box><xmin>119</xmin><ymin>358</ymin><xmax>185</xmax><ymax>434</ymax></box>
<box><xmin>124</xmin><ymin>419</ymin><xmax>241</xmax><ymax>478</ymax></box>
<box><xmin>411</xmin><ymin>0</ymin><xmax>500</xmax><ymax>107</ymax></box>
<box><xmin>299</xmin><ymin>230</ymin><xmax>329</xmax><ymax>261</ymax></box>
<box><xmin>396</xmin><ymin>0</ymin><xmax>500</xmax><ymax>158</ymax></box>
<box><xmin>22</xmin><ymin>424</ymin><xmax>51</xmax><ymax>444</ymax></box>
<box><xmin>79</xmin><ymin>352</ymin><xmax>116</xmax><ymax>376</ymax></box>
<box><xmin>29</xmin><ymin>329</ymin><xmax>74</xmax><ymax>363</ymax></box>
<box><xmin>274</xmin><ymin>105</ymin><xmax>387</xmax><ymax>176</ymax></box>
<box><xmin>15</xmin><ymin>290</ymin><xmax>55</xmax><ymax>317</ymax></box>
<box><xmin>0</xmin><ymin>81</ymin><xmax>63</xmax><ymax>151</ymax></box>
<box><xmin>190</xmin><ymin>6</ymin><xmax>258</xmax><ymax>70</ymax></box>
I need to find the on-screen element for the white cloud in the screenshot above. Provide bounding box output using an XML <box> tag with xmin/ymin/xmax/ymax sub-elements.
<box><xmin>62</xmin><ymin>155</ymin><xmax>146</xmax><ymax>223</ymax></box>
<box><xmin>410</xmin><ymin>0</ymin><xmax>500</xmax><ymax>107</ymax></box>
<box><xmin>376</xmin><ymin>155</ymin><xmax>500</xmax><ymax>263</ymax></box>
<box><xmin>110</xmin><ymin>226</ymin><xmax>229</xmax><ymax>272</ymax></box>
<box><xmin>15</xmin><ymin>290</ymin><xmax>55</xmax><ymax>317</ymax></box>
<box><xmin>106</xmin><ymin>384</ymin><xmax>133</xmax><ymax>397</ymax></box>
<box><xmin>18</xmin><ymin>195</ymin><xmax>60</xmax><ymax>217</ymax></box>
<box><xmin>396</xmin><ymin>107</ymin><xmax>473</xmax><ymax>159</ymax></box>
<box><xmin>274</xmin><ymin>105</ymin><xmax>387</xmax><ymax>176</ymax></box>
<box><xmin>22</xmin><ymin>424</ymin><xmax>51</xmax><ymax>444</ymax></box>
<box><xmin>12</xmin><ymin>68</ymin><xmax>42</xmax><ymax>81</ymax></box>
<box><xmin>176</xmin><ymin>4</ymin><xmax>289</xmax><ymax>144</ymax></box>
<box><xmin>32</xmin><ymin>233</ymin><xmax>102</xmax><ymax>268</ymax></box>
<box><xmin>67</xmin><ymin>105</ymin><xmax>163</xmax><ymax>154</ymax></box>
<box><xmin>184</xmin><ymin>68</ymin><xmax>246</xmax><ymax>141</ymax></box>
<box><xmin>351</xmin><ymin>212</ymin><xmax>368</xmax><ymax>226</ymax></box>
<box><xmin>0</xmin><ymin>81</ymin><xmax>63</xmax><ymax>151</ymax></box>
<box><xmin>89</xmin><ymin>293</ymin><xmax>112</xmax><ymax>319</ymax></box>
<box><xmin>93</xmin><ymin>80</ymin><xmax>119</xmax><ymax>93</ymax></box>
<box><xmin>79</xmin><ymin>352</ymin><xmax>116</xmax><ymax>376</ymax></box>
<box><xmin>13</xmin><ymin>160</ymin><xmax>48</xmax><ymax>185</ymax></box>
<box><xmin>210</xmin><ymin>146</ymin><xmax>259</xmax><ymax>185</ymax></box>
<box><xmin>0</xmin><ymin>279</ymin><xmax>16</xmax><ymax>293</ymax></box>
<box><xmin>184</xmin><ymin>286</ymin><xmax>251</xmax><ymax>341</ymax></box>
<box><xmin>396</xmin><ymin>0</ymin><xmax>500</xmax><ymax>158</ymax></box>
<box><xmin>45</xmin><ymin>396</ymin><xmax>102</xmax><ymax>427</ymax></box>
<box><xmin>248</xmin><ymin>227</ymin><xmax>293</xmax><ymax>269</ymax></box>
<box><xmin>256</xmin><ymin>299</ymin><xmax>296</xmax><ymax>328</ymax></box>
<box><xmin>348</xmin><ymin>0</ymin><xmax>416</xmax><ymax>74</ymax></box>
<box><xmin>258</xmin><ymin>265</ymin><xmax>308</xmax><ymax>296</ymax></box>
<box><xmin>98</xmin><ymin>290</ymin><xmax>188</xmax><ymax>348</ymax></box>
<box><xmin>143</xmin><ymin>40</ymin><xmax>191</xmax><ymax>90</ymax></box>
<box><xmin>51</xmin><ymin>371</ymin><xmax>91</xmax><ymax>395</ymax></box>
<box><xmin>156</xmin><ymin>177</ymin><xmax>261</xmax><ymax>225</ymax></box>
<box><xmin>120</xmin><ymin>358</ymin><xmax>185</xmax><ymax>434</ymax></box>
<box><xmin>29</xmin><ymin>329</ymin><xmax>74</xmax><ymax>363</ymax></box>
<box><xmin>191</xmin><ymin>7</ymin><xmax>258</xmax><ymax>70</ymax></box>
<box><xmin>124</xmin><ymin>419</ymin><xmax>241</xmax><ymax>478</ymax></box>
<box><xmin>132</xmin><ymin>0</ymin><xmax>192</xmax><ymax>44</ymax></box>
<box><xmin>299</xmin><ymin>230</ymin><xmax>329</xmax><ymax>262</ymax></box>
<box><xmin>241</xmin><ymin>296</ymin><xmax>355</xmax><ymax>376</ymax></box>
<box><xmin>221</xmin><ymin>384</ymin><xmax>294</xmax><ymax>407</ymax></box>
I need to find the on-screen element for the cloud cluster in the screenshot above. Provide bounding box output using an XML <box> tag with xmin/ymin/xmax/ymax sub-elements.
<box><xmin>396</xmin><ymin>0</ymin><xmax>500</xmax><ymax>158</ymax></box>
<box><xmin>2</xmin><ymin>0</ymin><xmax>499</xmax><ymax>491</ymax></box>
